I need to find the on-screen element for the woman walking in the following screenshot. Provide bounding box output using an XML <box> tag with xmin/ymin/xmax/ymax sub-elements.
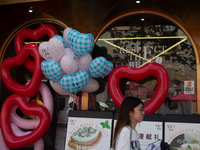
<box><xmin>113</xmin><ymin>97</ymin><xmax>144</xmax><ymax>150</ymax></box>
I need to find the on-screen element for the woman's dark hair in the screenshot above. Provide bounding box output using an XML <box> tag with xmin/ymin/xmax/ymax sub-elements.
<box><xmin>113</xmin><ymin>97</ymin><xmax>143</xmax><ymax>148</ymax></box>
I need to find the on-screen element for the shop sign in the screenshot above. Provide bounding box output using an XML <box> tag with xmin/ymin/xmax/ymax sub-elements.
<box><xmin>113</xmin><ymin>117</ymin><xmax>163</xmax><ymax>150</ymax></box>
<box><xmin>119</xmin><ymin>46</ymin><xmax>166</xmax><ymax>68</ymax></box>
<box><xmin>65</xmin><ymin>117</ymin><xmax>112</xmax><ymax>150</ymax></box>
<box><xmin>184</xmin><ymin>81</ymin><xmax>195</xmax><ymax>95</ymax></box>
<box><xmin>136</xmin><ymin>121</ymin><xmax>163</xmax><ymax>150</ymax></box>
<box><xmin>165</xmin><ymin>122</ymin><xmax>200</xmax><ymax>150</ymax></box>
<box><xmin>99</xmin><ymin>36</ymin><xmax>187</xmax><ymax>68</ymax></box>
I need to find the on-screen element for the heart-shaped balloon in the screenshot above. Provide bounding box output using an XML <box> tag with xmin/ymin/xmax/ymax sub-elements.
<box><xmin>50</xmin><ymin>80</ymin><xmax>69</xmax><ymax>95</ymax></box>
<box><xmin>39</xmin><ymin>37</ymin><xmax>65</xmax><ymax>62</ymax></box>
<box><xmin>63</xmin><ymin>27</ymin><xmax>73</xmax><ymax>48</ymax></box>
<box><xmin>41</xmin><ymin>60</ymin><xmax>62</xmax><ymax>82</ymax></box>
<box><xmin>108</xmin><ymin>63</ymin><xmax>169</xmax><ymax>114</ymax></box>
<box><xmin>0</xmin><ymin>129</ymin><xmax>8</xmax><ymax>150</ymax></box>
<box><xmin>41</xmin><ymin>60</ymin><xmax>48</xmax><ymax>76</ymax></box>
<box><xmin>0</xmin><ymin>123</ymin><xmax>44</xmax><ymax>150</ymax></box>
<box><xmin>78</xmin><ymin>53</ymin><xmax>92</xmax><ymax>73</ymax></box>
<box><xmin>67</xmin><ymin>29</ymin><xmax>94</xmax><ymax>56</ymax></box>
<box><xmin>102</xmin><ymin>61</ymin><xmax>113</xmax><ymax>76</ymax></box>
<box><xmin>60</xmin><ymin>48</ymin><xmax>79</xmax><ymax>74</ymax></box>
<box><xmin>81</xmin><ymin>77</ymin><xmax>99</xmax><ymax>93</ymax></box>
<box><xmin>0</xmin><ymin>44</ymin><xmax>43</xmax><ymax>97</ymax></box>
<box><xmin>0</xmin><ymin>94</ymin><xmax>50</xmax><ymax>149</ymax></box>
<box><xmin>89</xmin><ymin>57</ymin><xmax>107</xmax><ymax>78</ymax></box>
<box><xmin>53</xmin><ymin>35</ymin><xmax>67</xmax><ymax>48</ymax></box>
<box><xmin>38</xmin><ymin>42</ymin><xmax>50</xmax><ymax>59</ymax></box>
<box><xmin>60</xmin><ymin>70</ymin><xmax>89</xmax><ymax>93</ymax></box>
<box><xmin>14</xmin><ymin>24</ymin><xmax>58</xmax><ymax>72</ymax></box>
<box><xmin>10</xmin><ymin>82</ymin><xmax>53</xmax><ymax>129</ymax></box>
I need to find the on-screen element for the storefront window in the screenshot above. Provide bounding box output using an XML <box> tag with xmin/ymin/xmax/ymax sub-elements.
<box><xmin>92</xmin><ymin>13</ymin><xmax>197</xmax><ymax>115</ymax></box>
<box><xmin>0</xmin><ymin>12</ymin><xmax>198</xmax><ymax>150</ymax></box>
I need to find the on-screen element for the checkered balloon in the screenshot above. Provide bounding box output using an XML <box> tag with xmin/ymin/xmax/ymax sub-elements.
<box><xmin>41</xmin><ymin>60</ymin><xmax>48</xmax><ymax>75</ymax></box>
<box><xmin>89</xmin><ymin>57</ymin><xmax>107</xmax><ymax>78</ymax></box>
<box><xmin>102</xmin><ymin>61</ymin><xmax>113</xmax><ymax>76</ymax></box>
<box><xmin>41</xmin><ymin>60</ymin><xmax>62</xmax><ymax>82</ymax></box>
<box><xmin>67</xmin><ymin>29</ymin><xmax>94</xmax><ymax>56</ymax></box>
<box><xmin>60</xmin><ymin>70</ymin><xmax>89</xmax><ymax>93</ymax></box>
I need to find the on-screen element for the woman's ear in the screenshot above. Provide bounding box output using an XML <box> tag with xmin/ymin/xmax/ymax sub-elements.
<box><xmin>129</xmin><ymin>111</ymin><xmax>133</xmax><ymax>116</ymax></box>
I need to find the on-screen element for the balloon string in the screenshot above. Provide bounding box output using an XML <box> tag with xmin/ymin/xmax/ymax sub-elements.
<box><xmin>72</xmin><ymin>93</ymin><xmax>77</xmax><ymax>111</ymax></box>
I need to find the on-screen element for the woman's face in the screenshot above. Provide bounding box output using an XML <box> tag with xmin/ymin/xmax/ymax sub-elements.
<box><xmin>129</xmin><ymin>103</ymin><xmax>144</xmax><ymax>124</ymax></box>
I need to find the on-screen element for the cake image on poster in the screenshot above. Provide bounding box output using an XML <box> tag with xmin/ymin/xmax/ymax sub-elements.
<box><xmin>68</xmin><ymin>127</ymin><xmax>102</xmax><ymax>149</ymax></box>
<box><xmin>170</xmin><ymin>133</ymin><xmax>200</xmax><ymax>150</ymax></box>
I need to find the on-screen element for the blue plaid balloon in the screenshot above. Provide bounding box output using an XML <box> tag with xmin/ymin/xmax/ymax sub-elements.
<box><xmin>41</xmin><ymin>60</ymin><xmax>62</xmax><ymax>82</ymax></box>
<box><xmin>87</xmin><ymin>33</ymin><xmax>94</xmax><ymax>41</ymax></box>
<box><xmin>67</xmin><ymin>29</ymin><xmax>94</xmax><ymax>56</ymax></box>
<box><xmin>53</xmin><ymin>35</ymin><xmax>67</xmax><ymax>48</ymax></box>
<box><xmin>89</xmin><ymin>57</ymin><xmax>107</xmax><ymax>78</ymax></box>
<box><xmin>102</xmin><ymin>61</ymin><xmax>113</xmax><ymax>76</ymax></box>
<box><xmin>41</xmin><ymin>60</ymin><xmax>48</xmax><ymax>75</ymax></box>
<box><xmin>60</xmin><ymin>70</ymin><xmax>89</xmax><ymax>93</ymax></box>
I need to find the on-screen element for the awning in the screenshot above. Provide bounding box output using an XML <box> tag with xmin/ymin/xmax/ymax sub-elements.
<box><xmin>170</xmin><ymin>92</ymin><xmax>196</xmax><ymax>101</ymax></box>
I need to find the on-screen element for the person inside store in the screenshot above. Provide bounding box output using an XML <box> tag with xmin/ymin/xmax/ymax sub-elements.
<box><xmin>112</xmin><ymin>97</ymin><xmax>144</xmax><ymax>150</ymax></box>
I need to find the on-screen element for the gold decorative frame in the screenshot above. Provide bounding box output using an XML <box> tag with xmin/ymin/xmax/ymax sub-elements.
<box><xmin>94</xmin><ymin>8</ymin><xmax>200</xmax><ymax>114</ymax></box>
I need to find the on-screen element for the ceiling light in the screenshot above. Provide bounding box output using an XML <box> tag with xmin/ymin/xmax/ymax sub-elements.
<box><xmin>29</xmin><ymin>7</ymin><xmax>33</xmax><ymax>13</ymax></box>
<box><xmin>141</xmin><ymin>18</ymin><xmax>145</xmax><ymax>21</ymax></box>
<box><xmin>136</xmin><ymin>0</ymin><xmax>140</xmax><ymax>3</ymax></box>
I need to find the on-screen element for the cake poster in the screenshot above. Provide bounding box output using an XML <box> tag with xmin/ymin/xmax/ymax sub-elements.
<box><xmin>165</xmin><ymin>122</ymin><xmax>200</xmax><ymax>150</ymax></box>
<box><xmin>65</xmin><ymin>117</ymin><xmax>112</xmax><ymax>150</ymax></box>
<box><xmin>136</xmin><ymin>121</ymin><xmax>163</xmax><ymax>150</ymax></box>
<box><xmin>113</xmin><ymin>119</ymin><xmax>163</xmax><ymax>150</ymax></box>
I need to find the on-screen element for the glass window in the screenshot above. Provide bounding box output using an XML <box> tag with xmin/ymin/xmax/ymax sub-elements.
<box><xmin>92</xmin><ymin>13</ymin><xmax>197</xmax><ymax>115</ymax></box>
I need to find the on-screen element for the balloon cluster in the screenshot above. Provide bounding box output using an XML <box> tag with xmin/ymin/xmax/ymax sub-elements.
<box><xmin>0</xmin><ymin>24</ymin><xmax>56</xmax><ymax>149</ymax></box>
<box><xmin>39</xmin><ymin>27</ymin><xmax>113</xmax><ymax>94</ymax></box>
<box><xmin>0</xmin><ymin>24</ymin><xmax>113</xmax><ymax>149</ymax></box>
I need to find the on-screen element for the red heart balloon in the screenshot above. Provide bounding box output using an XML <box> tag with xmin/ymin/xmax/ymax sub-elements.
<box><xmin>108</xmin><ymin>63</ymin><xmax>169</xmax><ymax>114</ymax></box>
<box><xmin>0</xmin><ymin>94</ymin><xmax>50</xmax><ymax>149</ymax></box>
<box><xmin>0</xmin><ymin>44</ymin><xmax>43</xmax><ymax>97</ymax></box>
<box><xmin>14</xmin><ymin>24</ymin><xmax>58</xmax><ymax>72</ymax></box>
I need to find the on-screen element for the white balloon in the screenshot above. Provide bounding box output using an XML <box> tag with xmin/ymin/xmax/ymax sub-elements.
<box><xmin>60</xmin><ymin>48</ymin><xmax>79</xmax><ymax>74</ymax></box>
<box><xmin>78</xmin><ymin>53</ymin><xmax>92</xmax><ymax>73</ymax></box>
<box><xmin>63</xmin><ymin>27</ymin><xmax>73</xmax><ymax>48</ymax></box>
<box><xmin>39</xmin><ymin>38</ymin><xmax>65</xmax><ymax>62</ymax></box>
<box><xmin>81</xmin><ymin>77</ymin><xmax>99</xmax><ymax>93</ymax></box>
<box><xmin>50</xmin><ymin>80</ymin><xmax>69</xmax><ymax>95</ymax></box>
<box><xmin>39</xmin><ymin>42</ymin><xmax>49</xmax><ymax>60</ymax></box>
<box><xmin>48</xmin><ymin>38</ymin><xmax>65</xmax><ymax>62</ymax></box>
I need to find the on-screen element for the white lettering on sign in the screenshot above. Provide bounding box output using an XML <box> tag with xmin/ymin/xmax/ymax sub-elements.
<box><xmin>118</xmin><ymin>45</ymin><xmax>167</xmax><ymax>68</ymax></box>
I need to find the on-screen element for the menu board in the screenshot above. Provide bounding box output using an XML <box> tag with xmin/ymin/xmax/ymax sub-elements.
<box><xmin>65</xmin><ymin>111</ymin><xmax>113</xmax><ymax>150</ymax></box>
<box><xmin>165</xmin><ymin>115</ymin><xmax>200</xmax><ymax>150</ymax></box>
<box><xmin>114</xmin><ymin>113</ymin><xmax>163</xmax><ymax>150</ymax></box>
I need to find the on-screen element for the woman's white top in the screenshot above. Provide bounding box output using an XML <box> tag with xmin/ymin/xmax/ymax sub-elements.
<box><xmin>115</xmin><ymin>126</ymin><xmax>141</xmax><ymax>150</ymax></box>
